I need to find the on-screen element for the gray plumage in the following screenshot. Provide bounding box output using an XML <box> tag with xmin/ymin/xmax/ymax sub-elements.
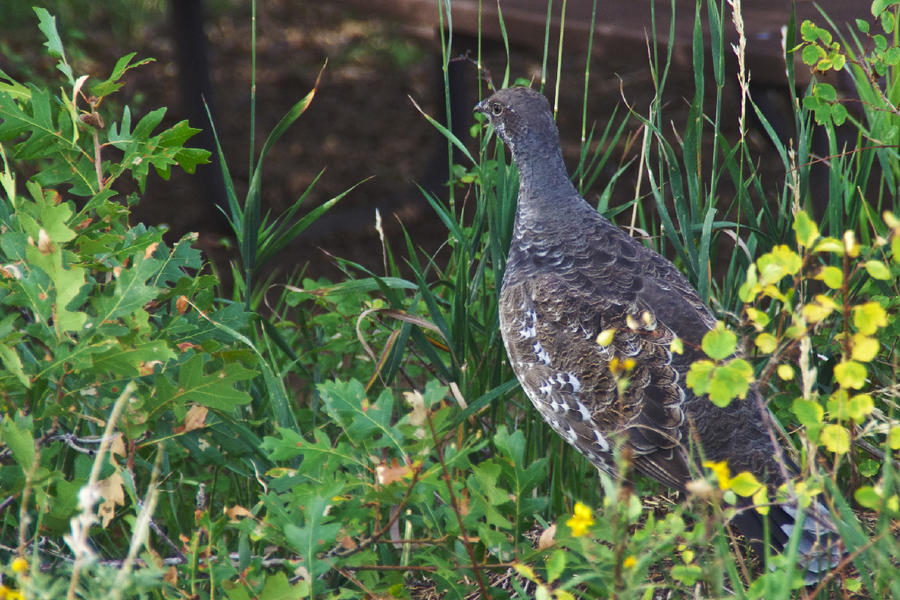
<box><xmin>474</xmin><ymin>87</ymin><xmax>840</xmax><ymax>582</ymax></box>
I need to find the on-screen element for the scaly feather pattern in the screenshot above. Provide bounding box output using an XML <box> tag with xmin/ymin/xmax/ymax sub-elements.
<box><xmin>474</xmin><ymin>86</ymin><xmax>841</xmax><ymax>583</ymax></box>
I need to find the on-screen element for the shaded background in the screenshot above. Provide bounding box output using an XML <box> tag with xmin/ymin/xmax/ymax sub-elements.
<box><xmin>0</xmin><ymin>0</ymin><xmax>866</xmax><ymax>282</ymax></box>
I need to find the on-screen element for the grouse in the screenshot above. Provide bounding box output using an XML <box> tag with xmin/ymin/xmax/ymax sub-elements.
<box><xmin>474</xmin><ymin>86</ymin><xmax>841</xmax><ymax>582</ymax></box>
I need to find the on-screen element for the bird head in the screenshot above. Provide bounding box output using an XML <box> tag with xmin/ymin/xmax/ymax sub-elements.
<box><xmin>473</xmin><ymin>87</ymin><xmax>561</xmax><ymax>159</ymax></box>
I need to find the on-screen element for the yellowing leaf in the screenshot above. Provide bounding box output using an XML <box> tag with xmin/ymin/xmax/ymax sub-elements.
<box><xmin>757</xmin><ymin>245</ymin><xmax>802</xmax><ymax>285</ymax></box>
<box><xmin>513</xmin><ymin>562</ymin><xmax>538</xmax><ymax>582</ymax></box>
<box><xmin>729</xmin><ymin>471</ymin><xmax>763</xmax><ymax>497</ymax></box>
<box><xmin>815</xmin><ymin>265</ymin><xmax>843</xmax><ymax>289</ymax></box>
<box><xmin>793</xmin><ymin>211</ymin><xmax>819</xmax><ymax>247</ymax></box>
<box><xmin>813</xmin><ymin>236</ymin><xmax>844</xmax><ymax>254</ymax></box>
<box><xmin>865</xmin><ymin>260</ymin><xmax>892</xmax><ymax>280</ymax></box>
<box><xmin>885</xmin><ymin>210</ymin><xmax>900</xmax><ymax>229</ymax></box>
<box><xmin>834</xmin><ymin>360</ymin><xmax>867</xmax><ymax>390</ymax></box>
<box><xmin>801</xmin><ymin>294</ymin><xmax>838</xmax><ymax>323</ymax></box>
<box><xmin>850</xmin><ymin>334</ymin><xmax>879</xmax><ymax>362</ymax></box>
<box><xmin>739</xmin><ymin>264</ymin><xmax>760</xmax><ymax>303</ymax></box>
<box><xmin>821</xmin><ymin>424</ymin><xmax>851</xmax><ymax>454</ymax></box>
<box><xmin>403</xmin><ymin>390</ymin><xmax>427</xmax><ymax>426</ymax></box>
<box><xmin>847</xmin><ymin>393</ymin><xmax>874</xmax><ymax>423</ymax></box>
<box><xmin>755</xmin><ymin>332</ymin><xmax>777</xmax><ymax>353</ymax></box>
<box><xmin>753</xmin><ymin>485</ymin><xmax>770</xmax><ymax>515</ymax></box>
<box><xmin>670</xmin><ymin>337</ymin><xmax>684</xmax><ymax>355</ymax></box>
<box><xmin>853</xmin><ymin>301</ymin><xmax>887</xmax><ymax>335</ymax></box>
<box><xmin>745</xmin><ymin>307</ymin><xmax>770</xmax><ymax>330</ymax></box>
<box><xmin>596</xmin><ymin>328</ymin><xmax>615</xmax><ymax>346</ymax></box>
<box><xmin>777</xmin><ymin>364</ymin><xmax>794</xmax><ymax>380</ymax></box>
<box><xmin>890</xmin><ymin>426</ymin><xmax>900</xmax><ymax>450</ymax></box>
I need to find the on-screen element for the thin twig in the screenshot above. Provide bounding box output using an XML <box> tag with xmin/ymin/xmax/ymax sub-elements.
<box><xmin>331</xmin><ymin>465</ymin><xmax>422</xmax><ymax>558</ymax></box>
<box><xmin>425</xmin><ymin>409</ymin><xmax>491</xmax><ymax>598</ymax></box>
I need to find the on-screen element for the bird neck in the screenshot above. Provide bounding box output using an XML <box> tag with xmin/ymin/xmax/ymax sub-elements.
<box><xmin>511</xmin><ymin>141</ymin><xmax>582</xmax><ymax>224</ymax></box>
<box><xmin>512</xmin><ymin>140</ymin><xmax>575</xmax><ymax>196</ymax></box>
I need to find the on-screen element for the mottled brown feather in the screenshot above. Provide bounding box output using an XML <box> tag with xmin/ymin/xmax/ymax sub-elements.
<box><xmin>475</xmin><ymin>86</ymin><xmax>841</xmax><ymax>581</ymax></box>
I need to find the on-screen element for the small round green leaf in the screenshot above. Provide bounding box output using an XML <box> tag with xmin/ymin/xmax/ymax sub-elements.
<box><xmin>821</xmin><ymin>424</ymin><xmax>850</xmax><ymax>454</ymax></box>
<box><xmin>686</xmin><ymin>359</ymin><xmax>716</xmax><ymax>396</ymax></box>
<box><xmin>707</xmin><ymin>359</ymin><xmax>754</xmax><ymax>407</ymax></box>
<box><xmin>854</xmin><ymin>485</ymin><xmax>881</xmax><ymax>509</ymax></box>
<box><xmin>546</xmin><ymin>550</ymin><xmax>566</xmax><ymax>584</ymax></box>
<box><xmin>702</xmin><ymin>322</ymin><xmax>737</xmax><ymax>360</ymax></box>
<box><xmin>792</xmin><ymin>398</ymin><xmax>824</xmax><ymax>427</ymax></box>
<box><xmin>816</xmin><ymin>265</ymin><xmax>843</xmax><ymax>289</ymax></box>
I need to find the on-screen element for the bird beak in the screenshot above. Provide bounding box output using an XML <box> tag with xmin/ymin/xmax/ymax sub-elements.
<box><xmin>473</xmin><ymin>99</ymin><xmax>489</xmax><ymax>116</ymax></box>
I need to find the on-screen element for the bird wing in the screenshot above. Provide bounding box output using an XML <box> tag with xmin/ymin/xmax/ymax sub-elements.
<box><xmin>499</xmin><ymin>266</ymin><xmax>694</xmax><ymax>491</ymax></box>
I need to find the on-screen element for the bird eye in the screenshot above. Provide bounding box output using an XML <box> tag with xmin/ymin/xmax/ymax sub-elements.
<box><xmin>491</xmin><ymin>102</ymin><xmax>504</xmax><ymax>116</ymax></box>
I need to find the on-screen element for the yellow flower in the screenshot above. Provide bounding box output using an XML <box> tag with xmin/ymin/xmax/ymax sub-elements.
<box><xmin>565</xmin><ymin>501</ymin><xmax>595</xmax><ymax>537</ymax></box>
<box><xmin>623</xmin><ymin>555</ymin><xmax>637</xmax><ymax>569</ymax></box>
<box><xmin>609</xmin><ymin>357</ymin><xmax>636</xmax><ymax>376</ymax></box>
<box><xmin>703</xmin><ymin>460</ymin><xmax>732</xmax><ymax>490</ymax></box>
<box><xmin>10</xmin><ymin>557</ymin><xmax>28</xmax><ymax>574</ymax></box>
<box><xmin>0</xmin><ymin>584</ymin><xmax>25</xmax><ymax>600</ymax></box>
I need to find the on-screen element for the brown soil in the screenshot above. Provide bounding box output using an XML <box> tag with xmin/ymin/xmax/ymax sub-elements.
<box><xmin>4</xmin><ymin>1</ymin><xmax>742</xmax><ymax>284</ymax></box>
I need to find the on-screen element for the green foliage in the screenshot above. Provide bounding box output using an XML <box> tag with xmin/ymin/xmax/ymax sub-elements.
<box><xmin>5</xmin><ymin>1</ymin><xmax>900</xmax><ymax>599</ymax></box>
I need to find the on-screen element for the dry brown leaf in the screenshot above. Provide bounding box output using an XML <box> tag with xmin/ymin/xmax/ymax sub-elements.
<box><xmin>97</xmin><ymin>471</ymin><xmax>126</xmax><ymax>528</ymax></box>
<box><xmin>143</xmin><ymin>242</ymin><xmax>159</xmax><ymax>259</ymax></box>
<box><xmin>224</xmin><ymin>505</ymin><xmax>254</xmax><ymax>521</ymax></box>
<box><xmin>176</xmin><ymin>295</ymin><xmax>189</xmax><ymax>314</ymax></box>
<box><xmin>403</xmin><ymin>390</ymin><xmax>427</xmax><ymax>426</ymax></box>
<box><xmin>37</xmin><ymin>229</ymin><xmax>54</xmax><ymax>254</ymax></box>
<box><xmin>376</xmin><ymin>458</ymin><xmax>411</xmax><ymax>485</ymax></box>
<box><xmin>183</xmin><ymin>405</ymin><xmax>208</xmax><ymax>432</ymax></box>
<box><xmin>538</xmin><ymin>523</ymin><xmax>556</xmax><ymax>550</ymax></box>
<box><xmin>163</xmin><ymin>565</ymin><xmax>178</xmax><ymax>584</ymax></box>
<box><xmin>109</xmin><ymin>432</ymin><xmax>126</xmax><ymax>458</ymax></box>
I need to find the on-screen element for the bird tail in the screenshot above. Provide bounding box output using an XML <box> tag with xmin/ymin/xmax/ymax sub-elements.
<box><xmin>730</xmin><ymin>496</ymin><xmax>843</xmax><ymax>585</ymax></box>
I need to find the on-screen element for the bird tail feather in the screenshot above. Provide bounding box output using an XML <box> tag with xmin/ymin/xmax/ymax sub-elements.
<box><xmin>731</xmin><ymin>496</ymin><xmax>843</xmax><ymax>585</ymax></box>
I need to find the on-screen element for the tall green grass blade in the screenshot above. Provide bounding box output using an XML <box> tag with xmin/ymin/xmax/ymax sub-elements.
<box><xmin>255</xmin><ymin>177</ymin><xmax>367</xmax><ymax>270</ymax></box>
